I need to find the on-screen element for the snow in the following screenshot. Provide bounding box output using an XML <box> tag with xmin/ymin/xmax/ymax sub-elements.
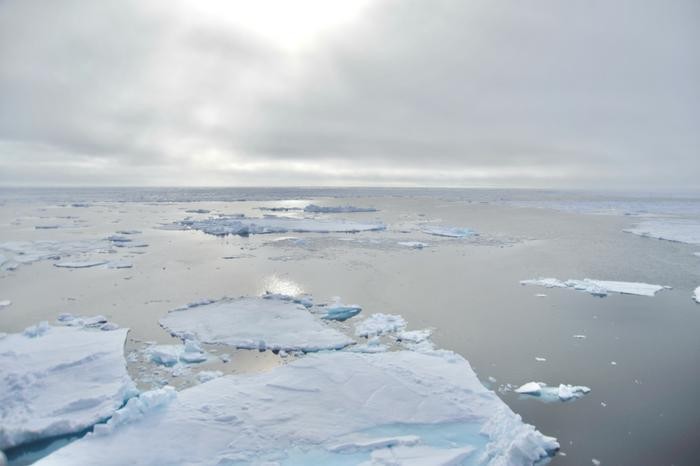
<box><xmin>397</xmin><ymin>241</ymin><xmax>429</xmax><ymax>249</ymax></box>
<box><xmin>0</xmin><ymin>324</ymin><xmax>136</xmax><ymax>450</ymax></box>
<box><xmin>160</xmin><ymin>297</ymin><xmax>354</xmax><ymax>352</ymax></box>
<box><xmin>421</xmin><ymin>226</ymin><xmax>478</xmax><ymax>238</ymax></box>
<box><xmin>355</xmin><ymin>313</ymin><xmax>407</xmax><ymax>337</ymax></box>
<box><xmin>624</xmin><ymin>219</ymin><xmax>700</xmax><ymax>244</ymax></box>
<box><xmin>515</xmin><ymin>382</ymin><xmax>591</xmax><ymax>402</ymax></box>
<box><xmin>304</xmin><ymin>204</ymin><xmax>378</xmax><ymax>213</ymax></box>
<box><xmin>521</xmin><ymin>278</ymin><xmax>667</xmax><ymax>297</ymax></box>
<box><xmin>172</xmin><ymin>215</ymin><xmax>385</xmax><ymax>236</ymax></box>
<box><xmin>36</xmin><ymin>351</ymin><xmax>558</xmax><ymax>466</ymax></box>
<box><xmin>693</xmin><ymin>287</ymin><xmax>700</xmax><ymax>304</ymax></box>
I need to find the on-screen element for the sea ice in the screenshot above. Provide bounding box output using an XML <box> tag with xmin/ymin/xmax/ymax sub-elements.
<box><xmin>54</xmin><ymin>260</ymin><xmax>108</xmax><ymax>268</ymax></box>
<box><xmin>304</xmin><ymin>204</ymin><xmax>378</xmax><ymax>213</ymax></box>
<box><xmin>515</xmin><ymin>382</ymin><xmax>591</xmax><ymax>402</ymax></box>
<box><xmin>160</xmin><ymin>297</ymin><xmax>354</xmax><ymax>352</ymax></box>
<box><xmin>0</xmin><ymin>324</ymin><xmax>135</xmax><ymax>450</ymax></box>
<box><xmin>321</xmin><ymin>298</ymin><xmax>362</xmax><ymax>321</ymax></box>
<box><xmin>397</xmin><ymin>241</ymin><xmax>429</xmax><ymax>249</ymax></box>
<box><xmin>694</xmin><ymin>287</ymin><xmax>700</xmax><ymax>304</ymax></box>
<box><xmin>196</xmin><ymin>371</ymin><xmax>223</xmax><ymax>384</ymax></box>
<box><xmin>35</xmin><ymin>351</ymin><xmax>558</xmax><ymax>466</ymax></box>
<box><xmin>171</xmin><ymin>215</ymin><xmax>385</xmax><ymax>237</ymax></box>
<box><xmin>421</xmin><ymin>226</ymin><xmax>478</xmax><ymax>238</ymax></box>
<box><xmin>0</xmin><ymin>300</ymin><xmax>10</xmax><ymax>309</ymax></box>
<box><xmin>146</xmin><ymin>340</ymin><xmax>208</xmax><ymax>366</ymax></box>
<box><xmin>355</xmin><ymin>313</ymin><xmax>407</xmax><ymax>337</ymax></box>
<box><xmin>521</xmin><ymin>278</ymin><xmax>666</xmax><ymax>297</ymax></box>
<box><xmin>0</xmin><ymin>240</ymin><xmax>114</xmax><ymax>271</ymax></box>
<box><xmin>623</xmin><ymin>219</ymin><xmax>700</xmax><ymax>244</ymax></box>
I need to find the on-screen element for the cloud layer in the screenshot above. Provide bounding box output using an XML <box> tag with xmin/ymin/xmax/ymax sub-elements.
<box><xmin>1</xmin><ymin>0</ymin><xmax>698</xmax><ymax>188</ymax></box>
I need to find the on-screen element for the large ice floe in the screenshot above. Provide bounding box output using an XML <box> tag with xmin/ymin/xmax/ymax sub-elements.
<box><xmin>0</xmin><ymin>323</ymin><xmax>135</xmax><ymax>450</ymax></box>
<box><xmin>623</xmin><ymin>219</ymin><xmax>700</xmax><ymax>244</ymax></box>
<box><xmin>35</xmin><ymin>350</ymin><xmax>558</xmax><ymax>466</ymax></box>
<box><xmin>304</xmin><ymin>204</ymin><xmax>378</xmax><ymax>213</ymax></box>
<box><xmin>421</xmin><ymin>225</ymin><xmax>478</xmax><ymax>238</ymax></box>
<box><xmin>171</xmin><ymin>215</ymin><xmax>385</xmax><ymax>237</ymax></box>
<box><xmin>160</xmin><ymin>297</ymin><xmax>354</xmax><ymax>352</ymax></box>
<box><xmin>520</xmin><ymin>278</ymin><xmax>667</xmax><ymax>297</ymax></box>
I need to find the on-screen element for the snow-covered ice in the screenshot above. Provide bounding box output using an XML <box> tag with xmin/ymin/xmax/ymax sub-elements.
<box><xmin>160</xmin><ymin>297</ymin><xmax>354</xmax><ymax>352</ymax></box>
<box><xmin>421</xmin><ymin>225</ymin><xmax>478</xmax><ymax>238</ymax></box>
<box><xmin>171</xmin><ymin>215</ymin><xmax>385</xmax><ymax>237</ymax></box>
<box><xmin>521</xmin><ymin>278</ymin><xmax>667</xmax><ymax>297</ymax></box>
<box><xmin>515</xmin><ymin>382</ymin><xmax>591</xmax><ymax>402</ymax></box>
<box><xmin>624</xmin><ymin>219</ymin><xmax>700</xmax><ymax>244</ymax></box>
<box><xmin>35</xmin><ymin>351</ymin><xmax>558</xmax><ymax>466</ymax></box>
<box><xmin>304</xmin><ymin>204</ymin><xmax>378</xmax><ymax>213</ymax></box>
<box><xmin>355</xmin><ymin>313</ymin><xmax>407</xmax><ymax>337</ymax></box>
<box><xmin>0</xmin><ymin>324</ymin><xmax>135</xmax><ymax>450</ymax></box>
<box><xmin>196</xmin><ymin>371</ymin><xmax>223</xmax><ymax>384</ymax></box>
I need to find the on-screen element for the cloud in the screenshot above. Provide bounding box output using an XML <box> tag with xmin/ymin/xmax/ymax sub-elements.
<box><xmin>0</xmin><ymin>0</ymin><xmax>698</xmax><ymax>188</ymax></box>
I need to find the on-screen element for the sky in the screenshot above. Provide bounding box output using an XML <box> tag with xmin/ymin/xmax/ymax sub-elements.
<box><xmin>0</xmin><ymin>0</ymin><xmax>698</xmax><ymax>189</ymax></box>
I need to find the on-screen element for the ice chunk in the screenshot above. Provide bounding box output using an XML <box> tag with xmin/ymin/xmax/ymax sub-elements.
<box><xmin>624</xmin><ymin>219</ymin><xmax>700</xmax><ymax>244</ymax></box>
<box><xmin>160</xmin><ymin>297</ymin><xmax>353</xmax><ymax>352</ymax></box>
<box><xmin>35</xmin><ymin>351</ymin><xmax>557</xmax><ymax>466</ymax></box>
<box><xmin>0</xmin><ymin>300</ymin><xmax>11</xmax><ymax>309</ymax></box>
<box><xmin>397</xmin><ymin>241</ymin><xmax>429</xmax><ymax>249</ymax></box>
<box><xmin>396</xmin><ymin>328</ymin><xmax>432</xmax><ymax>343</ymax></box>
<box><xmin>0</xmin><ymin>325</ymin><xmax>135</xmax><ymax>450</ymax></box>
<box><xmin>355</xmin><ymin>313</ymin><xmax>407</xmax><ymax>337</ymax></box>
<box><xmin>171</xmin><ymin>215</ymin><xmax>385</xmax><ymax>237</ymax></box>
<box><xmin>321</xmin><ymin>299</ymin><xmax>362</xmax><ymax>321</ymax></box>
<box><xmin>421</xmin><ymin>226</ymin><xmax>477</xmax><ymax>238</ymax></box>
<box><xmin>521</xmin><ymin>278</ymin><xmax>666</xmax><ymax>297</ymax></box>
<box><xmin>196</xmin><ymin>371</ymin><xmax>223</xmax><ymax>384</ymax></box>
<box><xmin>515</xmin><ymin>382</ymin><xmax>590</xmax><ymax>402</ymax></box>
<box><xmin>146</xmin><ymin>341</ymin><xmax>208</xmax><ymax>366</ymax></box>
<box><xmin>304</xmin><ymin>204</ymin><xmax>378</xmax><ymax>213</ymax></box>
<box><xmin>693</xmin><ymin>286</ymin><xmax>700</xmax><ymax>304</ymax></box>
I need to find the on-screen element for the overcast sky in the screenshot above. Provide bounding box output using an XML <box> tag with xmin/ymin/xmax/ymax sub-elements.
<box><xmin>0</xmin><ymin>0</ymin><xmax>698</xmax><ymax>189</ymax></box>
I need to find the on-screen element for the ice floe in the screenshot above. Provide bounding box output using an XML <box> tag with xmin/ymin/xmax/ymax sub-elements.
<box><xmin>0</xmin><ymin>300</ymin><xmax>10</xmax><ymax>309</ymax></box>
<box><xmin>515</xmin><ymin>382</ymin><xmax>591</xmax><ymax>402</ymax></box>
<box><xmin>160</xmin><ymin>297</ymin><xmax>353</xmax><ymax>352</ymax></box>
<box><xmin>355</xmin><ymin>313</ymin><xmax>407</xmax><ymax>337</ymax></box>
<box><xmin>304</xmin><ymin>204</ymin><xmax>378</xmax><ymax>213</ymax></box>
<box><xmin>397</xmin><ymin>241</ymin><xmax>429</xmax><ymax>249</ymax></box>
<box><xmin>421</xmin><ymin>225</ymin><xmax>478</xmax><ymax>238</ymax></box>
<box><xmin>35</xmin><ymin>351</ymin><xmax>558</xmax><ymax>466</ymax></box>
<box><xmin>0</xmin><ymin>240</ymin><xmax>115</xmax><ymax>271</ymax></box>
<box><xmin>0</xmin><ymin>324</ymin><xmax>135</xmax><ymax>450</ymax></box>
<box><xmin>623</xmin><ymin>219</ymin><xmax>700</xmax><ymax>244</ymax></box>
<box><xmin>171</xmin><ymin>215</ymin><xmax>385</xmax><ymax>236</ymax></box>
<box><xmin>693</xmin><ymin>287</ymin><xmax>700</xmax><ymax>304</ymax></box>
<box><xmin>521</xmin><ymin>278</ymin><xmax>667</xmax><ymax>297</ymax></box>
<box><xmin>320</xmin><ymin>298</ymin><xmax>362</xmax><ymax>321</ymax></box>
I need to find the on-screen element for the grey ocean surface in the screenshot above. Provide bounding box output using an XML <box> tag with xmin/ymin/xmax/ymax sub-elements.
<box><xmin>1</xmin><ymin>187</ymin><xmax>699</xmax><ymax>465</ymax></box>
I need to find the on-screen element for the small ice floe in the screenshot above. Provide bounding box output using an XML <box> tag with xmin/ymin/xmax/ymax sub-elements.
<box><xmin>421</xmin><ymin>225</ymin><xmax>478</xmax><ymax>238</ymax></box>
<box><xmin>0</xmin><ymin>239</ymin><xmax>114</xmax><ymax>271</ymax></box>
<box><xmin>0</xmin><ymin>300</ymin><xmax>10</xmax><ymax>309</ymax></box>
<box><xmin>184</xmin><ymin>209</ymin><xmax>211</xmax><ymax>214</ymax></box>
<box><xmin>105</xmin><ymin>260</ymin><xmax>133</xmax><ymax>269</ymax></box>
<box><xmin>623</xmin><ymin>219</ymin><xmax>700</xmax><ymax>244</ymax></box>
<box><xmin>0</xmin><ymin>323</ymin><xmax>136</xmax><ymax>450</ymax></box>
<box><xmin>535</xmin><ymin>293</ymin><xmax>547</xmax><ymax>298</ymax></box>
<box><xmin>160</xmin><ymin>297</ymin><xmax>353</xmax><ymax>352</ymax></box>
<box><xmin>170</xmin><ymin>215</ymin><xmax>385</xmax><ymax>237</ymax></box>
<box><xmin>355</xmin><ymin>313</ymin><xmax>407</xmax><ymax>337</ymax></box>
<box><xmin>693</xmin><ymin>286</ymin><xmax>700</xmax><ymax>304</ymax></box>
<box><xmin>397</xmin><ymin>241</ymin><xmax>429</xmax><ymax>249</ymax></box>
<box><xmin>515</xmin><ymin>382</ymin><xmax>591</xmax><ymax>402</ymax></box>
<box><xmin>304</xmin><ymin>204</ymin><xmax>378</xmax><ymax>213</ymax></box>
<box><xmin>146</xmin><ymin>340</ymin><xmax>208</xmax><ymax>367</ymax></box>
<box><xmin>196</xmin><ymin>371</ymin><xmax>223</xmax><ymax>384</ymax></box>
<box><xmin>34</xmin><ymin>351</ymin><xmax>558</xmax><ymax>466</ymax></box>
<box><xmin>54</xmin><ymin>260</ymin><xmax>108</xmax><ymax>268</ymax></box>
<box><xmin>535</xmin><ymin>357</ymin><xmax>547</xmax><ymax>362</ymax></box>
<box><xmin>320</xmin><ymin>298</ymin><xmax>362</xmax><ymax>321</ymax></box>
<box><xmin>573</xmin><ymin>334</ymin><xmax>587</xmax><ymax>339</ymax></box>
<box><xmin>521</xmin><ymin>278</ymin><xmax>667</xmax><ymax>297</ymax></box>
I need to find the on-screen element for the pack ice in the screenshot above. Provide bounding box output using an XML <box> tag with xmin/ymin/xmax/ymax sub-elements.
<box><xmin>0</xmin><ymin>324</ymin><xmax>135</xmax><ymax>450</ymax></box>
<box><xmin>160</xmin><ymin>297</ymin><xmax>354</xmax><ymax>352</ymax></box>
<box><xmin>520</xmin><ymin>278</ymin><xmax>667</xmax><ymax>297</ymax></box>
<box><xmin>623</xmin><ymin>219</ymin><xmax>700</xmax><ymax>244</ymax></box>
<box><xmin>172</xmin><ymin>215</ymin><xmax>385</xmax><ymax>237</ymax></box>
<box><xmin>35</xmin><ymin>351</ymin><xmax>558</xmax><ymax>466</ymax></box>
